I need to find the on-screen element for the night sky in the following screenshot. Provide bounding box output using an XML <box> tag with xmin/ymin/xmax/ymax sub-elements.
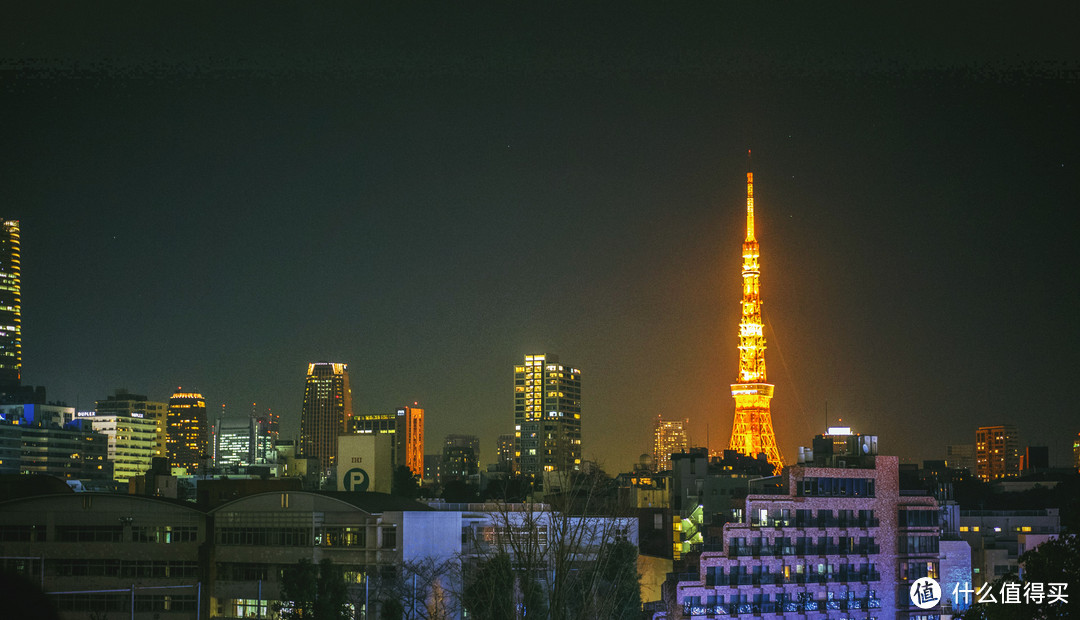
<box><xmin>4</xmin><ymin>5</ymin><xmax>1078</xmax><ymax>469</ymax></box>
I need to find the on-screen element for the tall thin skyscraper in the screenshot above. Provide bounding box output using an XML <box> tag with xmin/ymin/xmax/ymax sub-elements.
<box><xmin>728</xmin><ymin>165</ymin><xmax>785</xmax><ymax>472</ymax></box>
<box><xmin>0</xmin><ymin>220</ymin><xmax>21</xmax><ymax>390</ymax></box>
<box><xmin>653</xmin><ymin>415</ymin><xmax>689</xmax><ymax>472</ymax></box>
<box><xmin>167</xmin><ymin>389</ymin><xmax>208</xmax><ymax>474</ymax></box>
<box><xmin>514</xmin><ymin>353</ymin><xmax>581</xmax><ymax>476</ymax></box>
<box><xmin>299</xmin><ymin>362</ymin><xmax>353</xmax><ymax>473</ymax></box>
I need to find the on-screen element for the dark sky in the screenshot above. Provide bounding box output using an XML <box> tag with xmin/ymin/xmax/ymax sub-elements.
<box><xmin>3</xmin><ymin>5</ymin><xmax>1078</xmax><ymax>469</ymax></box>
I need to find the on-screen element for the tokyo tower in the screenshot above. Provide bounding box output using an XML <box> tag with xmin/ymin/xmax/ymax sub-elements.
<box><xmin>728</xmin><ymin>162</ymin><xmax>785</xmax><ymax>473</ymax></box>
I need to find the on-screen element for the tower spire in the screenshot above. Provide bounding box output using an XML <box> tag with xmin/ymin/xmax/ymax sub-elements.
<box><xmin>728</xmin><ymin>161</ymin><xmax>784</xmax><ymax>473</ymax></box>
<box><xmin>746</xmin><ymin>155</ymin><xmax>755</xmax><ymax>243</ymax></box>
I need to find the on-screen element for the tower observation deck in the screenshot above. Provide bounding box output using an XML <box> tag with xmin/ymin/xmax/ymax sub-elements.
<box><xmin>728</xmin><ymin>167</ymin><xmax>784</xmax><ymax>473</ymax></box>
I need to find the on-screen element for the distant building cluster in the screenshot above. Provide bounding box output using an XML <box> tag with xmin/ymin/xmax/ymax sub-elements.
<box><xmin>1</xmin><ymin>167</ymin><xmax>1076</xmax><ymax>620</ymax></box>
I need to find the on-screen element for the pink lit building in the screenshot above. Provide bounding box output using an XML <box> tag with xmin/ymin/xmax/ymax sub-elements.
<box><xmin>670</xmin><ymin>455</ymin><xmax>945</xmax><ymax>618</ymax></box>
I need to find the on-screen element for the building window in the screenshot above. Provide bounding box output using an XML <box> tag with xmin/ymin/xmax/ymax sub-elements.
<box><xmin>55</xmin><ymin>526</ymin><xmax>124</xmax><ymax>543</ymax></box>
<box><xmin>381</xmin><ymin>526</ymin><xmax>396</xmax><ymax>549</ymax></box>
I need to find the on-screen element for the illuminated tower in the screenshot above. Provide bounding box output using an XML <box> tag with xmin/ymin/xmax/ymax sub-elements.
<box><xmin>0</xmin><ymin>220</ymin><xmax>21</xmax><ymax>390</ymax></box>
<box><xmin>728</xmin><ymin>168</ymin><xmax>785</xmax><ymax>472</ymax></box>
<box><xmin>167</xmin><ymin>389</ymin><xmax>208</xmax><ymax>474</ymax></box>
<box><xmin>299</xmin><ymin>362</ymin><xmax>353</xmax><ymax>473</ymax></box>
<box><xmin>514</xmin><ymin>353</ymin><xmax>582</xmax><ymax>476</ymax></box>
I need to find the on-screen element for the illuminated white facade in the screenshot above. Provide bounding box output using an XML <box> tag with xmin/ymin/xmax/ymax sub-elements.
<box><xmin>82</xmin><ymin>408</ymin><xmax>159</xmax><ymax>483</ymax></box>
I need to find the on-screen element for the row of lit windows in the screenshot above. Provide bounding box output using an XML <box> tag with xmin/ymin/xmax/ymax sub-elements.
<box><xmin>960</xmin><ymin>525</ymin><xmax>1034</xmax><ymax>533</ymax></box>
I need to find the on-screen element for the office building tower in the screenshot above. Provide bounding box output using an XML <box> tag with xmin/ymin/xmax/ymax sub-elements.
<box><xmin>82</xmin><ymin>393</ymin><xmax>161</xmax><ymax>483</ymax></box>
<box><xmin>513</xmin><ymin>353</ymin><xmax>582</xmax><ymax>476</ymax></box>
<box><xmin>444</xmin><ymin>434</ymin><xmax>480</xmax><ymax>458</ymax></box>
<box><xmin>400</xmin><ymin>404</ymin><xmax>424</xmax><ymax>477</ymax></box>
<box><xmin>96</xmin><ymin>389</ymin><xmax>168</xmax><ymax>460</ymax></box>
<box><xmin>442</xmin><ymin>434</ymin><xmax>480</xmax><ymax>480</ymax></box>
<box><xmin>0</xmin><ymin>220</ymin><xmax>20</xmax><ymax>391</ymax></box>
<box><xmin>653</xmin><ymin>415</ymin><xmax>689</xmax><ymax>472</ymax></box>
<box><xmin>168</xmin><ymin>389</ymin><xmax>208</xmax><ymax>474</ymax></box>
<box><xmin>349</xmin><ymin>404</ymin><xmax>425</xmax><ymax>478</ymax></box>
<box><xmin>299</xmin><ymin>362</ymin><xmax>352</xmax><ymax>473</ymax></box>
<box><xmin>214</xmin><ymin>416</ymin><xmax>255</xmax><ymax>469</ymax></box>
<box><xmin>728</xmin><ymin>168</ymin><xmax>784</xmax><ymax>473</ymax></box>
<box><xmin>19</xmin><ymin>421</ymin><xmax>112</xmax><ymax>479</ymax></box>
<box><xmin>496</xmin><ymin>433</ymin><xmax>515</xmax><ymax>472</ymax></box>
<box><xmin>253</xmin><ymin>404</ymin><xmax>278</xmax><ymax>461</ymax></box>
<box><xmin>975</xmin><ymin>425</ymin><xmax>1020</xmax><ymax>482</ymax></box>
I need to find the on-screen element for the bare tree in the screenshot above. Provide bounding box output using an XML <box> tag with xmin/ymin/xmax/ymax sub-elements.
<box><xmin>461</xmin><ymin>470</ymin><xmax>641</xmax><ymax>619</ymax></box>
<box><xmin>367</xmin><ymin>557</ymin><xmax>460</xmax><ymax>620</ymax></box>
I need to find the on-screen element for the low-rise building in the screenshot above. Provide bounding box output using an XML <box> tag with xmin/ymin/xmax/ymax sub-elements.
<box><xmin>958</xmin><ymin>508</ymin><xmax>1060</xmax><ymax>587</ymax></box>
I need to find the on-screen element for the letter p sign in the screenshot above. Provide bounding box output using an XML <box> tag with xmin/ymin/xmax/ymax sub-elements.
<box><xmin>344</xmin><ymin>467</ymin><xmax>369</xmax><ymax>492</ymax></box>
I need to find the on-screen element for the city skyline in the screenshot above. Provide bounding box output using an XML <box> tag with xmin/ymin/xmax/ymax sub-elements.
<box><xmin>4</xmin><ymin>5</ymin><xmax>1078</xmax><ymax>469</ymax></box>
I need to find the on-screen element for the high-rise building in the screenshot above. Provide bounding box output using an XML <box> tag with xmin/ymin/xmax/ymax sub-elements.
<box><xmin>96</xmin><ymin>390</ymin><xmax>168</xmax><ymax>460</ymax></box>
<box><xmin>0</xmin><ymin>220</ymin><xmax>20</xmax><ymax>391</ymax></box>
<box><xmin>728</xmin><ymin>168</ymin><xmax>784</xmax><ymax>473</ymax></box>
<box><xmin>299</xmin><ymin>362</ymin><xmax>352</xmax><ymax>473</ymax></box>
<box><xmin>399</xmin><ymin>404</ymin><xmax>424</xmax><ymax>478</ymax></box>
<box><xmin>496</xmin><ymin>433</ymin><xmax>515</xmax><ymax>472</ymax></box>
<box><xmin>214</xmin><ymin>416</ymin><xmax>254</xmax><ymax>469</ymax></box>
<box><xmin>513</xmin><ymin>353</ymin><xmax>582</xmax><ymax>476</ymax></box>
<box><xmin>19</xmin><ymin>421</ymin><xmax>112</xmax><ymax>479</ymax></box>
<box><xmin>167</xmin><ymin>389</ymin><xmax>208</xmax><ymax>474</ymax></box>
<box><xmin>975</xmin><ymin>425</ymin><xmax>1020</xmax><ymax>482</ymax></box>
<box><xmin>253</xmin><ymin>404</ymin><xmax>278</xmax><ymax>461</ymax></box>
<box><xmin>442</xmin><ymin>434</ymin><xmax>480</xmax><ymax>480</ymax></box>
<box><xmin>348</xmin><ymin>404</ymin><xmax>424</xmax><ymax>478</ymax></box>
<box><xmin>88</xmin><ymin>390</ymin><xmax>167</xmax><ymax>482</ymax></box>
<box><xmin>444</xmin><ymin>434</ymin><xmax>480</xmax><ymax>458</ymax></box>
<box><xmin>652</xmin><ymin>415</ymin><xmax>689</xmax><ymax>472</ymax></box>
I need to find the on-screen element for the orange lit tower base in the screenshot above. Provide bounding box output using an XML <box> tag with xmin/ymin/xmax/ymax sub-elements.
<box><xmin>728</xmin><ymin>168</ymin><xmax>784</xmax><ymax>473</ymax></box>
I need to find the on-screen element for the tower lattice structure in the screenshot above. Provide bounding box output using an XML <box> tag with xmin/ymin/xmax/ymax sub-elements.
<box><xmin>728</xmin><ymin>169</ymin><xmax>785</xmax><ymax>473</ymax></box>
